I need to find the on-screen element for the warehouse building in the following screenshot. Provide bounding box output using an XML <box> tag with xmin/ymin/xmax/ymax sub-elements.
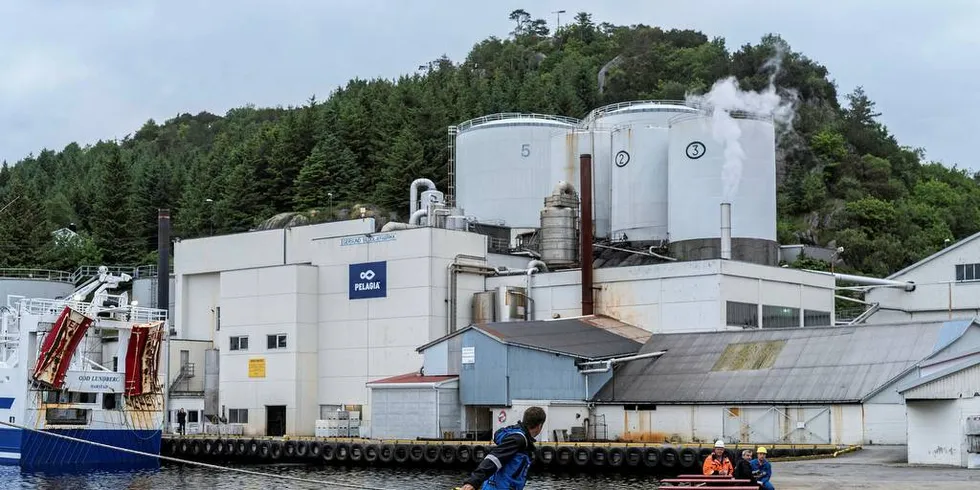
<box><xmin>899</xmin><ymin>347</ymin><xmax>980</xmax><ymax>468</ymax></box>
<box><xmin>366</xmin><ymin>315</ymin><xmax>650</xmax><ymax>442</ymax></box>
<box><xmin>590</xmin><ymin>318</ymin><xmax>980</xmax><ymax>446</ymax></box>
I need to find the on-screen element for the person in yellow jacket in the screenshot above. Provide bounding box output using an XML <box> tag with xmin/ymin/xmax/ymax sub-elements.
<box><xmin>702</xmin><ymin>440</ymin><xmax>734</xmax><ymax>476</ymax></box>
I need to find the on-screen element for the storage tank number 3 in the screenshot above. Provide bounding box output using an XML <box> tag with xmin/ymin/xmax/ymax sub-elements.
<box><xmin>685</xmin><ymin>141</ymin><xmax>706</xmax><ymax>160</ymax></box>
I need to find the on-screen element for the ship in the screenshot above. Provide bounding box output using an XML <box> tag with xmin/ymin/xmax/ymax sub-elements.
<box><xmin>0</xmin><ymin>266</ymin><xmax>168</xmax><ymax>470</ymax></box>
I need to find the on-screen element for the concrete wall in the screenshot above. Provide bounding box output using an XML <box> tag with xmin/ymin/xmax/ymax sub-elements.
<box><xmin>485</xmin><ymin>260</ymin><xmax>835</xmax><ymax>332</ymax></box>
<box><xmin>174</xmin><ymin>219</ymin><xmax>376</xmax><ymax>340</ymax></box>
<box><xmin>907</xmin><ymin>397</ymin><xmax>980</xmax><ymax>467</ymax></box>
<box><xmin>167</xmin><ymin>339</ymin><xmax>212</xmax><ymax>394</ymax></box>
<box><xmin>217</xmin><ymin>264</ymin><xmax>319</xmax><ymax>436</ymax></box>
<box><xmin>312</xmin><ymin>227</ymin><xmax>487</xmax><ymax>435</ymax></box>
<box><xmin>867</xmin><ymin>238</ymin><xmax>980</xmax><ymax>324</ymax></box>
<box><xmin>592</xmin><ymin>404</ymin><xmax>866</xmax><ymax>445</ymax></box>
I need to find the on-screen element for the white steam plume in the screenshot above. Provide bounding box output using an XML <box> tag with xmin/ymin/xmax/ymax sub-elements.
<box><xmin>684</xmin><ymin>44</ymin><xmax>798</xmax><ymax>200</ymax></box>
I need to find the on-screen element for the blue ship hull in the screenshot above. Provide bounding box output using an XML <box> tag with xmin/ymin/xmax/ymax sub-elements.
<box><xmin>0</xmin><ymin>427</ymin><xmax>161</xmax><ymax>470</ymax></box>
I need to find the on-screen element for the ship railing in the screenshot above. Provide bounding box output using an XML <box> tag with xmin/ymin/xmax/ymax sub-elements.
<box><xmin>20</xmin><ymin>298</ymin><xmax>168</xmax><ymax>323</ymax></box>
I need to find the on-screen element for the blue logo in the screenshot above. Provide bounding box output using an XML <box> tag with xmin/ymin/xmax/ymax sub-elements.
<box><xmin>349</xmin><ymin>261</ymin><xmax>387</xmax><ymax>300</ymax></box>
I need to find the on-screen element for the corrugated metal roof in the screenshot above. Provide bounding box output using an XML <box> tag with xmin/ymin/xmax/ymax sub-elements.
<box><xmin>417</xmin><ymin>315</ymin><xmax>646</xmax><ymax>361</ymax></box>
<box><xmin>593</xmin><ymin>320</ymin><xmax>978</xmax><ymax>404</ymax></box>
<box><xmin>899</xmin><ymin>358</ymin><xmax>980</xmax><ymax>399</ymax></box>
<box><xmin>479</xmin><ymin>318</ymin><xmax>643</xmax><ymax>360</ymax></box>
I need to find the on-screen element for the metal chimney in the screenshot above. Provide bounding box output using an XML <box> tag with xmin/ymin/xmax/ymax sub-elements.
<box><xmin>720</xmin><ymin>203</ymin><xmax>732</xmax><ymax>260</ymax></box>
<box><xmin>157</xmin><ymin>209</ymin><xmax>170</xmax><ymax>314</ymax></box>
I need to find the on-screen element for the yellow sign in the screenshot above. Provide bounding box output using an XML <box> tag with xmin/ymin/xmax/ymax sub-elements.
<box><xmin>248</xmin><ymin>358</ymin><xmax>266</xmax><ymax>378</ymax></box>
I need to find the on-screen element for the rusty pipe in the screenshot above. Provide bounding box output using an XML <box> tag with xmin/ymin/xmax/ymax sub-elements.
<box><xmin>580</xmin><ymin>153</ymin><xmax>594</xmax><ymax>316</ymax></box>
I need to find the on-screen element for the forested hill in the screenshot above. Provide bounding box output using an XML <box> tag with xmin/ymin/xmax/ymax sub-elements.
<box><xmin>1</xmin><ymin>10</ymin><xmax>977</xmax><ymax>277</ymax></box>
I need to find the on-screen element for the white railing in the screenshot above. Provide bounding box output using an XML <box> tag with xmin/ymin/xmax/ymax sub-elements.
<box><xmin>582</xmin><ymin>100</ymin><xmax>693</xmax><ymax>124</ymax></box>
<box><xmin>455</xmin><ymin>112</ymin><xmax>581</xmax><ymax>132</ymax></box>
<box><xmin>20</xmin><ymin>298</ymin><xmax>168</xmax><ymax>323</ymax></box>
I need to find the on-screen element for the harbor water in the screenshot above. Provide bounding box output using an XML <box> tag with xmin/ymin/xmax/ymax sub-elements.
<box><xmin>1</xmin><ymin>463</ymin><xmax>660</xmax><ymax>489</ymax></box>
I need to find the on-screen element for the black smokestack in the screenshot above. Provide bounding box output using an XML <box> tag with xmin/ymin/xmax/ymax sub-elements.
<box><xmin>157</xmin><ymin>209</ymin><xmax>170</xmax><ymax>315</ymax></box>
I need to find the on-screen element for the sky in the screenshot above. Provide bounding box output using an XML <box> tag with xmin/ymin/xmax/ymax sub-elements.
<box><xmin>2</xmin><ymin>0</ymin><xmax>979</xmax><ymax>171</ymax></box>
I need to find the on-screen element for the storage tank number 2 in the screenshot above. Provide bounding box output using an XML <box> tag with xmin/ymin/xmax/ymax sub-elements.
<box><xmin>685</xmin><ymin>141</ymin><xmax>706</xmax><ymax>160</ymax></box>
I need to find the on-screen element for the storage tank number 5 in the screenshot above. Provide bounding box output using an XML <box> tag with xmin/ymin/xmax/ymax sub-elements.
<box><xmin>685</xmin><ymin>141</ymin><xmax>706</xmax><ymax>159</ymax></box>
<box><xmin>521</xmin><ymin>144</ymin><xmax>530</xmax><ymax>157</ymax></box>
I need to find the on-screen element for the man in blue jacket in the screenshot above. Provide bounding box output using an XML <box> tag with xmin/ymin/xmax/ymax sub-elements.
<box><xmin>751</xmin><ymin>446</ymin><xmax>774</xmax><ymax>490</ymax></box>
<box><xmin>460</xmin><ymin>407</ymin><xmax>546</xmax><ymax>490</ymax></box>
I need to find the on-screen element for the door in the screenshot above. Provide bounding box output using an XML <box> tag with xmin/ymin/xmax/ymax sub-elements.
<box><xmin>180</xmin><ymin>350</ymin><xmax>189</xmax><ymax>368</ymax></box>
<box><xmin>266</xmin><ymin>405</ymin><xmax>286</xmax><ymax>436</ymax></box>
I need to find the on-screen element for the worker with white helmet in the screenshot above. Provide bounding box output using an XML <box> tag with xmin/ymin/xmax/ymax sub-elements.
<box><xmin>751</xmin><ymin>446</ymin><xmax>774</xmax><ymax>489</ymax></box>
<box><xmin>702</xmin><ymin>439</ymin><xmax>733</xmax><ymax>476</ymax></box>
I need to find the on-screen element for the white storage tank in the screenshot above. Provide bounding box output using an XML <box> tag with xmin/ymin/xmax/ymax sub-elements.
<box><xmin>549</xmin><ymin>129</ymin><xmax>612</xmax><ymax>238</ymax></box>
<box><xmin>583</xmin><ymin>101</ymin><xmax>699</xmax><ymax>243</ymax></box>
<box><xmin>454</xmin><ymin>114</ymin><xmax>579</xmax><ymax>229</ymax></box>
<box><xmin>666</xmin><ymin>113</ymin><xmax>779</xmax><ymax>265</ymax></box>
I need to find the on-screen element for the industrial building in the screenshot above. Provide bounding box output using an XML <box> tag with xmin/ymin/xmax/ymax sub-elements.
<box><xmin>167</xmin><ymin>98</ymin><xmax>965</xmax><ymax>442</ymax></box>
<box><xmin>900</xmin><ymin>349</ymin><xmax>980</xmax><ymax>468</ymax></box>
<box><xmin>367</xmin><ymin>316</ymin><xmax>651</xmax><ymax>442</ymax></box>
<box><xmin>864</xmin><ymin>230</ymin><xmax>980</xmax><ymax>324</ymax></box>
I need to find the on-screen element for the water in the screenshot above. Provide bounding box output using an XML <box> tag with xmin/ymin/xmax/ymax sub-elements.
<box><xmin>0</xmin><ymin>464</ymin><xmax>661</xmax><ymax>489</ymax></box>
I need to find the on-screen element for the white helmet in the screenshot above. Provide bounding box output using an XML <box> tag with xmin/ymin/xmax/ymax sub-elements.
<box><xmin>714</xmin><ymin>440</ymin><xmax>726</xmax><ymax>448</ymax></box>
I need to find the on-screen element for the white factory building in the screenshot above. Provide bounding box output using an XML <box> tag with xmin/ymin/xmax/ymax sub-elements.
<box><xmin>864</xmin><ymin>230</ymin><xmax>980</xmax><ymax>324</ymax></box>
<box><xmin>163</xmin><ymin>98</ymin><xmax>980</xmax><ymax>469</ymax></box>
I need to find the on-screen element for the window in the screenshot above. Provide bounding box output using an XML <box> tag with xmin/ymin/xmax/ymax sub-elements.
<box><xmin>228</xmin><ymin>409</ymin><xmax>248</xmax><ymax>424</ymax></box>
<box><xmin>726</xmin><ymin>301</ymin><xmax>758</xmax><ymax>328</ymax></box>
<box><xmin>188</xmin><ymin>410</ymin><xmax>199</xmax><ymax>423</ymax></box>
<box><xmin>804</xmin><ymin>310</ymin><xmax>832</xmax><ymax>327</ymax></box>
<box><xmin>762</xmin><ymin>305</ymin><xmax>800</xmax><ymax>329</ymax></box>
<box><xmin>956</xmin><ymin>263</ymin><xmax>980</xmax><ymax>282</ymax></box>
<box><xmin>230</xmin><ymin>336</ymin><xmax>248</xmax><ymax>351</ymax></box>
<box><xmin>267</xmin><ymin>334</ymin><xmax>287</xmax><ymax>349</ymax></box>
<box><xmin>103</xmin><ymin>393</ymin><xmax>121</xmax><ymax>410</ymax></box>
<box><xmin>46</xmin><ymin>408</ymin><xmax>88</xmax><ymax>425</ymax></box>
<box><xmin>112</xmin><ymin>356</ymin><xmax>118</xmax><ymax>371</ymax></box>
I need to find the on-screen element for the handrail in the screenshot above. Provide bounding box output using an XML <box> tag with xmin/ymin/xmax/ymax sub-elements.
<box><xmin>455</xmin><ymin>113</ymin><xmax>580</xmax><ymax>132</ymax></box>
<box><xmin>581</xmin><ymin>100</ymin><xmax>694</xmax><ymax>124</ymax></box>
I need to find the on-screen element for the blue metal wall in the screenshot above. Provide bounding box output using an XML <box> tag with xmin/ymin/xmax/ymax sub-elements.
<box><xmin>459</xmin><ymin>330</ymin><xmax>508</xmax><ymax>405</ymax></box>
<box><xmin>455</xmin><ymin>330</ymin><xmax>613</xmax><ymax>406</ymax></box>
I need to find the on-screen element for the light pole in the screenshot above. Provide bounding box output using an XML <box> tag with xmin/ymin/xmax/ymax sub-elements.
<box><xmin>552</xmin><ymin>10</ymin><xmax>566</xmax><ymax>31</ymax></box>
<box><xmin>328</xmin><ymin>192</ymin><xmax>334</xmax><ymax>218</ymax></box>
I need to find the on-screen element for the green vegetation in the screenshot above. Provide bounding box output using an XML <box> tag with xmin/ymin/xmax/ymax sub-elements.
<box><xmin>2</xmin><ymin>10</ymin><xmax>977</xmax><ymax>277</ymax></box>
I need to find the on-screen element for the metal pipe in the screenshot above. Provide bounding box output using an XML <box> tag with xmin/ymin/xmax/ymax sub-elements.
<box><xmin>578</xmin><ymin>350</ymin><xmax>667</xmax><ymax>374</ymax></box>
<box><xmin>808</xmin><ymin>270</ymin><xmax>916</xmax><ymax>292</ymax></box>
<box><xmin>579</xmin><ymin>153</ymin><xmax>595</xmax><ymax>316</ymax></box>
<box><xmin>524</xmin><ymin>260</ymin><xmax>548</xmax><ymax>320</ymax></box>
<box><xmin>380</xmin><ymin>221</ymin><xmax>415</xmax><ymax>232</ymax></box>
<box><xmin>592</xmin><ymin>243</ymin><xmax>677</xmax><ymax>261</ymax></box>
<box><xmin>720</xmin><ymin>202</ymin><xmax>732</xmax><ymax>260</ymax></box>
<box><xmin>410</xmin><ymin>178</ymin><xmax>437</xmax><ymax>215</ymax></box>
<box><xmin>447</xmin><ymin>254</ymin><xmax>494</xmax><ymax>335</ymax></box>
<box><xmin>409</xmin><ymin>209</ymin><xmax>428</xmax><ymax>226</ymax></box>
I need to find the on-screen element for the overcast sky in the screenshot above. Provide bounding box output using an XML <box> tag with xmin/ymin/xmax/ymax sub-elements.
<box><xmin>2</xmin><ymin>0</ymin><xmax>978</xmax><ymax>171</ymax></box>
